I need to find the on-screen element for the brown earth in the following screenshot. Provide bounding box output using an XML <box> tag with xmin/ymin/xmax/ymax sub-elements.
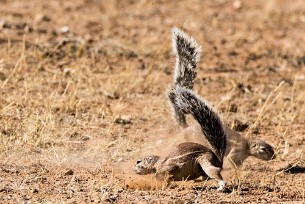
<box><xmin>0</xmin><ymin>0</ymin><xmax>305</xmax><ymax>203</ymax></box>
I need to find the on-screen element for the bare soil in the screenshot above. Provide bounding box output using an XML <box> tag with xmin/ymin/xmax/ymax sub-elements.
<box><xmin>0</xmin><ymin>0</ymin><xmax>305</xmax><ymax>203</ymax></box>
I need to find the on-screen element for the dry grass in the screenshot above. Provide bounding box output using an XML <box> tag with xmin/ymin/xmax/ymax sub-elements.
<box><xmin>0</xmin><ymin>0</ymin><xmax>305</xmax><ymax>203</ymax></box>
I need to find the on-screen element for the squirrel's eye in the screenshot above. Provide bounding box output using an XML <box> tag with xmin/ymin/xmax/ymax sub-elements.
<box><xmin>251</xmin><ymin>143</ymin><xmax>257</xmax><ymax>148</ymax></box>
<box><xmin>136</xmin><ymin>160</ymin><xmax>142</xmax><ymax>164</ymax></box>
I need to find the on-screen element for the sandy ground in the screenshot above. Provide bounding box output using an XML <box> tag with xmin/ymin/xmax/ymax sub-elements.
<box><xmin>0</xmin><ymin>0</ymin><xmax>305</xmax><ymax>203</ymax></box>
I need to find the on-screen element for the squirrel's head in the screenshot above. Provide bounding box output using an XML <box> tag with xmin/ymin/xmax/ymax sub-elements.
<box><xmin>249</xmin><ymin>140</ymin><xmax>275</xmax><ymax>160</ymax></box>
<box><xmin>133</xmin><ymin>155</ymin><xmax>160</xmax><ymax>175</ymax></box>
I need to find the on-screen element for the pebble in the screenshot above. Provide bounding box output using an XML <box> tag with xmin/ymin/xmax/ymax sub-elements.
<box><xmin>60</xmin><ymin>26</ymin><xmax>70</xmax><ymax>33</ymax></box>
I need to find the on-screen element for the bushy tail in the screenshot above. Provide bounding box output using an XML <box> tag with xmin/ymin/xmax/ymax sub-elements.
<box><xmin>168</xmin><ymin>85</ymin><xmax>227</xmax><ymax>160</ymax></box>
<box><xmin>170</xmin><ymin>28</ymin><xmax>201</xmax><ymax>127</ymax></box>
<box><xmin>172</xmin><ymin>27</ymin><xmax>201</xmax><ymax>89</ymax></box>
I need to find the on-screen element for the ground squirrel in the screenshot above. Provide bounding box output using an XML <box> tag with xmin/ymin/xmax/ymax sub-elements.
<box><xmin>134</xmin><ymin>28</ymin><xmax>227</xmax><ymax>191</ymax></box>
<box><xmin>167</xmin><ymin>27</ymin><xmax>275</xmax><ymax>168</ymax></box>
<box><xmin>133</xmin><ymin>28</ymin><xmax>275</xmax><ymax>190</ymax></box>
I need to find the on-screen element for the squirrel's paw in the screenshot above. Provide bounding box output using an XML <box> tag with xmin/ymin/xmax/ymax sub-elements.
<box><xmin>216</xmin><ymin>180</ymin><xmax>226</xmax><ymax>192</ymax></box>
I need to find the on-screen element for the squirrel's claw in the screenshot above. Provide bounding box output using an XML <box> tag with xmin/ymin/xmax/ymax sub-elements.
<box><xmin>216</xmin><ymin>180</ymin><xmax>226</xmax><ymax>192</ymax></box>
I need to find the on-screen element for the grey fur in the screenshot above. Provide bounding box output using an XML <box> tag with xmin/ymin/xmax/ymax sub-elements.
<box><xmin>170</xmin><ymin>28</ymin><xmax>201</xmax><ymax>127</ymax></box>
<box><xmin>168</xmin><ymin>85</ymin><xmax>227</xmax><ymax>161</ymax></box>
<box><xmin>172</xmin><ymin>27</ymin><xmax>201</xmax><ymax>89</ymax></box>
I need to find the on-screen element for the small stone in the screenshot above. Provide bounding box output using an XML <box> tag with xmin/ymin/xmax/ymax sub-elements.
<box><xmin>60</xmin><ymin>26</ymin><xmax>70</xmax><ymax>33</ymax></box>
<box><xmin>37</xmin><ymin>28</ymin><xmax>47</xmax><ymax>34</ymax></box>
<box><xmin>103</xmin><ymin>90</ymin><xmax>119</xmax><ymax>99</ymax></box>
<box><xmin>35</xmin><ymin>14</ymin><xmax>51</xmax><ymax>23</ymax></box>
<box><xmin>63</xmin><ymin>67</ymin><xmax>75</xmax><ymax>76</ymax></box>
<box><xmin>233</xmin><ymin>0</ymin><xmax>242</xmax><ymax>9</ymax></box>
<box><xmin>65</xmin><ymin>169</ymin><xmax>74</xmax><ymax>176</ymax></box>
<box><xmin>41</xmin><ymin>15</ymin><xmax>51</xmax><ymax>22</ymax></box>
<box><xmin>82</xmin><ymin>135</ymin><xmax>90</xmax><ymax>141</ymax></box>
<box><xmin>115</xmin><ymin>115</ymin><xmax>132</xmax><ymax>125</ymax></box>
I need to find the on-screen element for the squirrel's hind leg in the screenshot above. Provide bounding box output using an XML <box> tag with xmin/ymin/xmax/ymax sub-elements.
<box><xmin>197</xmin><ymin>155</ymin><xmax>226</xmax><ymax>191</ymax></box>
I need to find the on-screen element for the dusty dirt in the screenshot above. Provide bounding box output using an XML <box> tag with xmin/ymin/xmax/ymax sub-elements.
<box><xmin>0</xmin><ymin>0</ymin><xmax>305</xmax><ymax>203</ymax></box>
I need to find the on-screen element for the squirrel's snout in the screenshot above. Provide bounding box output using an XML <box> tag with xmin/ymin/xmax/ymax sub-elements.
<box><xmin>133</xmin><ymin>165</ymin><xmax>141</xmax><ymax>174</ymax></box>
